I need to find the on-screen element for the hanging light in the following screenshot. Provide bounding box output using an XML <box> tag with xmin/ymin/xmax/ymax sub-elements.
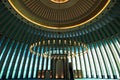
<box><xmin>29</xmin><ymin>39</ymin><xmax>88</xmax><ymax>58</ymax></box>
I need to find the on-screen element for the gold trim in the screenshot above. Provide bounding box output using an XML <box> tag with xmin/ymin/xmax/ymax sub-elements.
<box><xmin>50</xmin><ymin>0</ymin><xmax>69</xmax><ymax>4</ymax></box>
<box><xmin>8</xmin><ymin>0</ymin><xmax>110</xmax><ymax>30</ymax></box>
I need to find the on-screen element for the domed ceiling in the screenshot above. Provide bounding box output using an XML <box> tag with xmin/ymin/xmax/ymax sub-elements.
<box><xmin>7</xmin><ymin>0</ymin><xmax>110</xmax><ymax>30</ymax></box>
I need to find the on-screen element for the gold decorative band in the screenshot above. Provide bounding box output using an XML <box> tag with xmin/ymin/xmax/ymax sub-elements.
<box><xmin>50</xmin><ymin>0</ymin><xmax>69</xmax><ymax>4</ymax></box>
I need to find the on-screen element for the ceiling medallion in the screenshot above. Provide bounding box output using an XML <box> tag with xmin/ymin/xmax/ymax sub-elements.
<box><xmin>50</xmin><ymin>0</ymin><xmax>69</xmax><ymax>3</ymax></box>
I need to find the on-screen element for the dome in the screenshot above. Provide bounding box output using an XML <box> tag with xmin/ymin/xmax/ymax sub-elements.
<box><xmin>0</xmin><ymin>0</ymin><xmax>120</xmax><ymax>80</ymax></box>
<box><xmin>7</xmin><ymin>0</ymin><xmax>110</xmax><ymax>31</ymax></box>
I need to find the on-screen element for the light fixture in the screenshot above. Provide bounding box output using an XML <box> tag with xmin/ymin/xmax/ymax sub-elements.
<box><xmin>29</xmin><ymin>40</ymin><xmax>88</xmax><ymax>58</ymax></box>
<box><xmin>56</xmin><ymin>75</ymin><xmax>58</xmax><ymax>78</ymax></box>
<box><xmin>61</xmin><ymin>75</ymin><xmax>64</xmax><ymax>78</ymax></box>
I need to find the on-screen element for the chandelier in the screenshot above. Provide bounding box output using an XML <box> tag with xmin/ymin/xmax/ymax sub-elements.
<box><xmin>30</xmin><ymin>39</ymin><xmax>88</xmax><ymax>58</ymax></box>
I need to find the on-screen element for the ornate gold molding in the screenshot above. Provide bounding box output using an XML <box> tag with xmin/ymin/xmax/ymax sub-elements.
<box><xmin>50</xmin><ymin>0</ymin><xmax>69</xmax><ymax>4</ymax></box>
